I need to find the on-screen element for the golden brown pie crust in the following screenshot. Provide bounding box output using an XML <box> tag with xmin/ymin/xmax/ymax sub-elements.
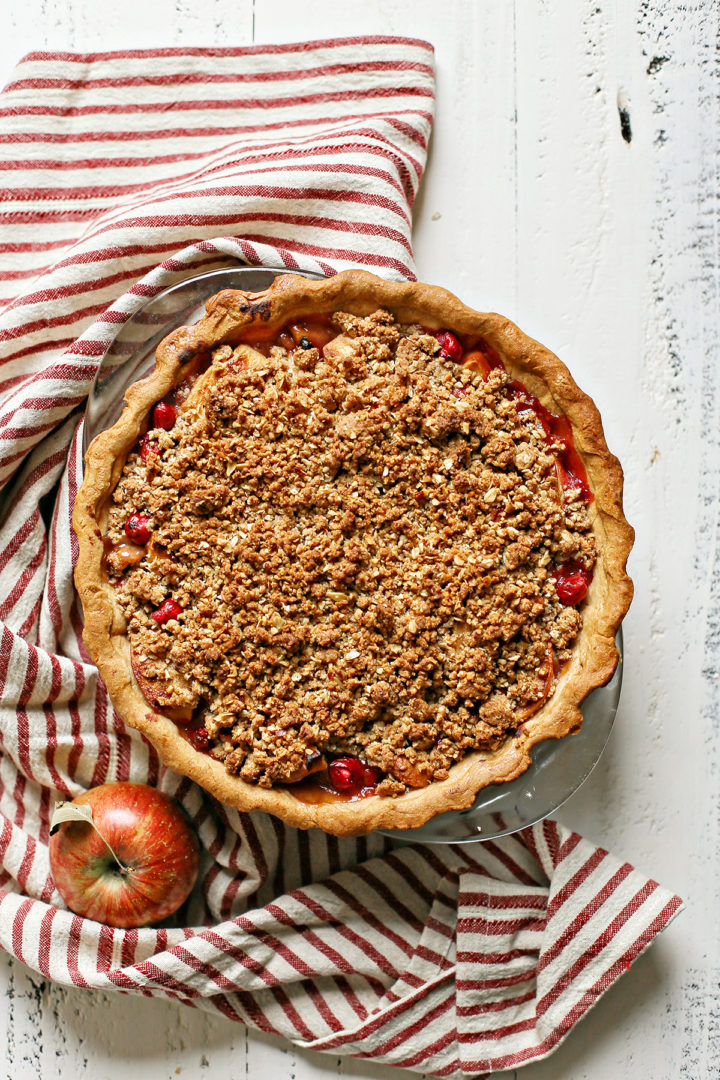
<box><xmin>73</xmin><ymin>270</ymin><xmax>634</xmax><ymax>836</ymax></box>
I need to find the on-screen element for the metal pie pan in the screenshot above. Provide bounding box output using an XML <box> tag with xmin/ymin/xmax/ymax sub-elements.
<box><xmin>84</xmin><ymin>266</ymin><xmax>623</xmax><ymax>845</ymax></box>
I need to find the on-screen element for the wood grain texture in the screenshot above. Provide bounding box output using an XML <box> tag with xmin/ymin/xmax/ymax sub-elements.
<box><xmin>1</xmin><ymin>0</ymin><xmax>718</xmax><ymax>1077</ymax></box>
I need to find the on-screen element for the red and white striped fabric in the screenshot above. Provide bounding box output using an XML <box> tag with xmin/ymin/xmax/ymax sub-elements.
<box><xmin>0</xmin><ymin>40</ymin><xmax>681</xmax><ymax>1078</ymax></box>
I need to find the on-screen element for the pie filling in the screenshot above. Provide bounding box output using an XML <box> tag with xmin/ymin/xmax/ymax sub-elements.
<box><xmin>104</xmin><ymin>310</ymin><xmax>596</xmax><ymax>801</ymax></box>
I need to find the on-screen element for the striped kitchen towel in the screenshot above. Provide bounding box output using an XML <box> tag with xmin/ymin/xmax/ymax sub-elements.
<box><xmin>0</xmin><ymin>40</ymin><xmax>682</xmax><ymax>1078</ymax></box>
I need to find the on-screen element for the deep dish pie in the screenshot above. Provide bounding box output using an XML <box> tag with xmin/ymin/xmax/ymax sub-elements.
<box><xmin>73</xmin><ymin>270</ymin><xmax>633</xmax><ymax>835</ymax></box>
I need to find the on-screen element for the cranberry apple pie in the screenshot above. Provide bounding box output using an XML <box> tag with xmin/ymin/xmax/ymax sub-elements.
<box><xmin>74</xmin><ymin>271</ymin><xmax>633</xmax><ymax>835</ymax></box>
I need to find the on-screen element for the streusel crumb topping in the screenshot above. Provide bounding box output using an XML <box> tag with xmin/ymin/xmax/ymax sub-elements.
<box><xmin>106</xmin><ymin>310</ymin><xmax>595</xmax><ymax>795</ymax></box>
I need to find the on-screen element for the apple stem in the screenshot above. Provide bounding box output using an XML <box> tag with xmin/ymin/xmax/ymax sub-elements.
<box><xmin>50</xmin><ymin>801</ymin><xmax>131</xmax><ymax>875</ymax></box>
<box><xmin>92</xmin><ymin>821</ymin><xmax>131</xmax><ymax>875</ymax></box>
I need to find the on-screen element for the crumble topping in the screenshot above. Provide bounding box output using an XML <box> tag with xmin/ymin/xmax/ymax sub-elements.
<box><xmin>106</xmin><ymin>309</ymin><xmax>595</xmax><ymax>795</ymax></box>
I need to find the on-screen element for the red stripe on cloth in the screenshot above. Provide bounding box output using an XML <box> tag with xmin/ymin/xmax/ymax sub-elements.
<box><xmin>0</xmin><ymin>819</ymin><xmax>12</xmax><ymax>866</ymax></box>
<box><xmin>95</xmin><ymin>924</ymin><xmax>115</xmax><ymax>975</ymax></box>
<box><xmin>44</xmin><ymin>679</ymin><xmax>73</xmax><ymax>799</ymax></box>
<box><xmin>269</xmin><ymin>985</ymin><xmax>317</xmax><ymax>1041</ymax></box>
<box><xmin>209</xmin><ymin>990</ymin><xmax>277</xmax><ymax>1032</ymax></box>
<box><xmin>0</xmin><ymin>83</ymin><xmax>434</xmax><ymax>120</ymax></box>
<box><xmin>457</xmin><ymin>965</ymin><xmax>537</xmax><ymax>993</ymax></box>
<box><xmin>0</xmin><ymin>539</ymin><xmax>46</xmax><ymax>621</ymax></box>
<box><xmin>0</xmin><ymin>107</ymin><xmax>434</xmax><ymax>147</ymax></box>
<box><xmin>233</xmin><ymin>234</ymin><xmax>414</xmax><ymax>279</ymax></box>
<box><xmin>415</xmin><ymin>944</ymin><xmax>455</xmax><ymax>971</ymax></box>
<box><xmin>296</xmin><ymin>826</ymin><xmax>312</xmax><ymax>886</ymax></box>
<box><xmin>0</xmin><ymin>623</ymin><xmax>16</xmax><ymax>688</ymax></box>
<box><xmin>66</xmin><ymin>695</ymin><xmax>85</xmax><ymax>783</ymax></box>
<box><xmin>556</xmin><ymin>829</ymin><xmax>584</xmax><ymax>865</ymax></box>
<box><xmin>0</xmin><ymin>510</ymin><xmax>40</xmax><ymax>573</ymax></box>
<box><xmin>6</xmin><ymin>59</ymin><xmax>435</xmax><ymax>95</ymax></box>
<box><xmin>303</xmin><ymin>981</ymin><xmax>347</xmax><ymax>1034</ymax></box>
<box><xmin>383</xmin><ymin>849</ymin><xmax>438</xmax><ymax>908</ymax></box>
<box><xmin>0</xmin><ymin>419</ymin><xmax>66</xmax><ymax>444</ymax></box>
<box><xmin>119</xmin><ymin>927</ymin><xmax>139</xmax><ymax>968</ymax></box>
<box><xmin>425</xmin><ymin>916</ymin><xmax>455</xmax><ymax>941</ymax></box>
<box><xmin>541</xmin><ymin>816</ymin><xmax>562</xmax><ymax>863</ymax></box>
<box><xmin>481</xmin><ymin>841</ymin><xmax>539</xmax><ymax>887</ymax></box>
<box><xmin>332</xmin><ymin>975</ymin><xmax>369</xmax><ymax>1021</ymax></box>
<box><xmin>545</xmin><ymin>846</ymin><xmax>609</xmax><ymax>921</ymax></box>
<box><xmin>458</xmin><ymin>914</ymin><xmax>546</xmax><ymax>936</ymax></box>
<box><xmin>17</xmin><ymin>596</ymin><xmax>42</xmax><ymax>640</ymax></box>
<box><xmin>36</xmin><ymin>906</ymin><xmax>59</xmax><ymax>976</ymax></box>
<box><xmin>15</xmin><ymin>833</ymin><xmax>38</xmax><ymax>892</ymax></box>
<box><xmin>44</xmin><ymin>484</ymin><xmax>66</xmax><ymax>644</ymax></box>
<box><xmin>0</xmin><ymin>300</ymin><xmax>130</xmax><ymax>341</ymax></box>
<box><xmin>16</xmin><ymin>641</ymin><xmax>40</xmax><ymax>707</ymax></box>
<box><xmin>89</xmin><ymin>676</ymin><xmax>112</xmax><ymax>788</ymax></box>
<box><xmin>459</xmin><ymin>890</ymin><xmax>547</xmax><ymax>910</ymax></box>
<box><xmin>66</xmin><ymin>914</ymin><xmax>91</xmax><ymax>987</ymax></box>
<box><xmin>325</xmin><ymin>833</ymin><xmax>341</xmax><ymax>876</ymax></box>
<box><xmin>10</xmin><ymin>897</ymin><xmax>34</xmax><ymax>965</ymax></box>
<box><xmin>0</xmin><ymin>237</ymin><xmax>76</xmax><ymax>254</ymax></box>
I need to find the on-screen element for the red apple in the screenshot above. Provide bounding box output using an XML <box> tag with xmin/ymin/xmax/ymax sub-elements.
<box><xmin>49</xmin><ymin>781</ymin><xmax>200</xmax><ymax>928</ymax></box>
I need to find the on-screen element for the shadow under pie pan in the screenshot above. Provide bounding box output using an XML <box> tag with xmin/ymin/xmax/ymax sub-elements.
<box><xmin>77</xmin><ymin>266</ymin><xmax>633</xmax><ymax>841</ymax></box>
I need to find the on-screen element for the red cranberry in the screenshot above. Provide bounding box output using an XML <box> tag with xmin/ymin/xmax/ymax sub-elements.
<box><xmin>189</xmin><ymin>726</ymin><xmax>210</xmax><ymax>752</ymax></box>
<box><xmin>140</xmin><ymin>434</ymin><xmax>161</xmax><ymax>462</ymax></box>
<box><xmin>362</xmin><ymin>765</ymin><xmax>383</xmax><ymax>788</ymax></box>
<box><xmin>153</xmin><ymin>401</ymin><xmax>177</xmax><ymax>430</ymax></box>
<box><xmin>435</xmin><ymin>330</ymin><xmax>463</xmax><ymax>363</ymax></box>
<box><xmin>152</xmin><ymin>598</ymin><xmax>183</xmax><ymax>624</ymax></box>
<box><xmin>553</xmin><ymin>562</ymin><xmax>593</xmax><ymax>606</ymax></box>
<box><xmin>124</xmin><ymin>513</ymin><xmax>151</xmax><ymax>545</ymax></box>
<box><xmin>328</xmin><ymin>756</ymin><xmax>365</xmax><ymax>793</ymax></box>
<box><xmin>555</xmin><ymin>573</ymin><xmax>590</xmax><ymax>605</ymax></box>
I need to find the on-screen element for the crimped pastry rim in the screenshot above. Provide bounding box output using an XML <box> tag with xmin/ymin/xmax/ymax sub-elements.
<box><xmin>73</xmin><ymin>270</ymin><xmax>634</xmax><ymax>836</ymax></box>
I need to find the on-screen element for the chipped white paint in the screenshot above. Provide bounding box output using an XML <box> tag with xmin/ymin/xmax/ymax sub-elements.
<box><xmin>1</xmin><ymin>1</ymin><xmax>718</xmax><ymax>1077</ymax></box>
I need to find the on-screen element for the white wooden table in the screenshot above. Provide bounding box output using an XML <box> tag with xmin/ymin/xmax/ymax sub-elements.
<box><xmin>2</xmin><ymin>2</ymin><xmax>718</xmax><ymax>1077</ymax></box>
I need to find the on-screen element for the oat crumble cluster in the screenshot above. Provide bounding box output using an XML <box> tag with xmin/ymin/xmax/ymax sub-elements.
<box><xmin>106</xmin><ymin>310</ymin><xmax>596</xmax><ymax>796</ymax></box>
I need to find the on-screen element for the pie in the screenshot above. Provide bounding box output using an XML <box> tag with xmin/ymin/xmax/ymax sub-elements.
<box><xmin>73</xmin><ymin>270</ymin><xmax>634</xmax><ymax>836</ymax></box>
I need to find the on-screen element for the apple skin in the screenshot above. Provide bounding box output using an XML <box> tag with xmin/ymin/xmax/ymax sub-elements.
<box><xmin>49</xmin><ymin>781</ymin><xmax>201</xmax><ymax>928</ymax></box>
